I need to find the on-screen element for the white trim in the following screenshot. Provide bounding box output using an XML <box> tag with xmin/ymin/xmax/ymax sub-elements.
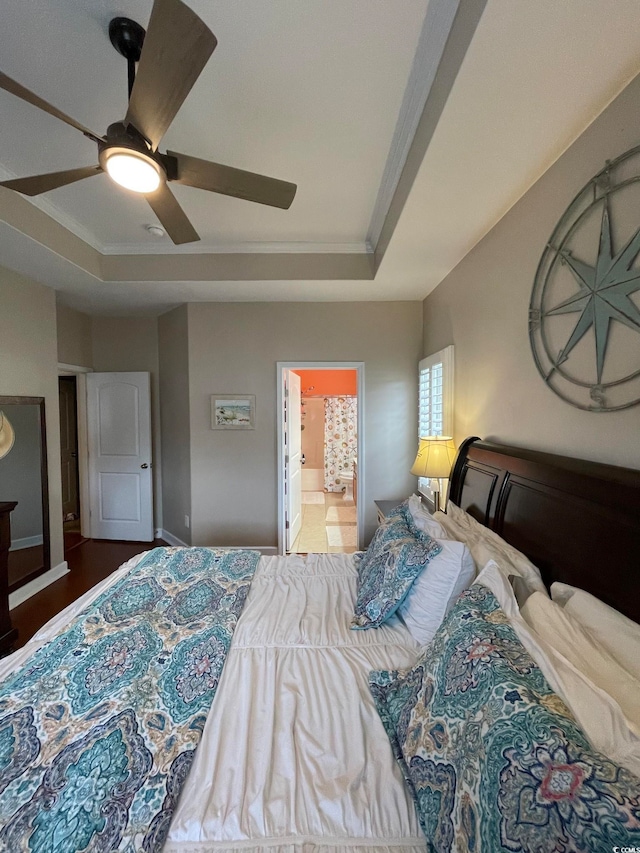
<box><xmin>76</xmin><ymin>373</ymin><xmax>91</xmax><ymax>539</ymax></box>
<box><xmin>0</xmin><ymin>158</ymin><xmax>372</xmax><ymax>259</ymax></box>
<box><xmin>9</xmin><ymin>534</ymin><xmax>43</xmax><ymax>551</ymax></box>
<box><xmin>160</xmin><ymin>529</ymin><xmax>189</xmax><ymax>548</ymax></box>
<box><xmin>100</xmin><ymin>241</ymin><xmax>372</xmax><ymax>256</ymax></box>
<box><xmin>0</xmin><ymin>164</ymin><xmax>104</xmax><ymax>252</ymax></box>
<box><xmin>9</xmin><ymin>561</ymin><xmax>69</xmax><ymax>610</ymax></box>
<box><xmin>367</xmin><ymin>0</ymin><xmax>461</xmax><ymax>248</ymax></box>
<box><xmin>277</xmin><ymin>362</ymin><xmax>365</xmax><ymax>556</ymax></box>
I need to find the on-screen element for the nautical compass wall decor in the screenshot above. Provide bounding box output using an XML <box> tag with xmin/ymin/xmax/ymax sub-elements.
<box><xmin>529</xmin><ymin>145</ymin><xmax>640</xmax><ymax>411</ymax></box>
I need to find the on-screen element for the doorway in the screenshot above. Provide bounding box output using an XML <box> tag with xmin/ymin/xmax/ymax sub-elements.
<box><xmin>277</xmin><ymin>362</ymin><xmax>364</xmax><ymax>555</ymax></box>
<box><xmin>57</xmin><ymin>367</ymin><xmax>154</xmax><ymax>545</ymax></box>
<box><xmin>58</xmin><ymin>363</ymin><xmax>92</xmax><ymax>551</ymax></box>
<box><xmin>59</xmin><ymin>376</ymin><xmax>84</xmax><ymax>554</ymax></box>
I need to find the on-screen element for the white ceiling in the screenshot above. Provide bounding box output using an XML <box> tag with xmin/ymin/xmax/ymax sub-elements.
<box><xmin>0</xmin><ymin>0</ymin><xmax>427</xmax><ymax>251</ymax></box>
<box><xmin>1</xmin><ymin>0</ymin><xmax>640</xmax><ymax>315</ymax></box>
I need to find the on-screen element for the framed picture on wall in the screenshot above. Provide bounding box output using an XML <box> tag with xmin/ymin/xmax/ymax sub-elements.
<box><xmin>211</xmin><ymin>395</ymin><xmax>255</xmax><ymax>430</ymax></box>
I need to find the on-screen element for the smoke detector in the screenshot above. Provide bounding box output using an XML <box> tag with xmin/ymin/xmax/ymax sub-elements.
<box><xmin>146</xmin><ymin>224</ymin><xmax>165</xmax><ymax>238</ymax></box>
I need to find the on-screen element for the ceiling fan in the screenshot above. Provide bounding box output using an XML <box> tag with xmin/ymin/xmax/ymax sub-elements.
<box><xmin>0</xmin><ymin>0</ymin><xmax>297</xmax><ymax>244</ymax></box>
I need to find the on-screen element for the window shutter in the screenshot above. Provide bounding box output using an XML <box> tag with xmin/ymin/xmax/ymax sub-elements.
<box><xmin>417</xmin><ymin>346</ymin><xmax>454</xmax><ymax>498</ymax></box>
<box><xmin>418</xmin><ymin>361</ymin><xmax>444</xmax><ymax>439</ymax></box>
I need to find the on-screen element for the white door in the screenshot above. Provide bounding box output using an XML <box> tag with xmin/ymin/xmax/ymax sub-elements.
<box><xmin>285</xmin><ymin>370</ymin><xmax>302</xmax><ymax>550</ymax></box>
<box><xmin>86</xmin><ymin>372</ymin><xmax>154</xmax><ymax>541</ymax></box>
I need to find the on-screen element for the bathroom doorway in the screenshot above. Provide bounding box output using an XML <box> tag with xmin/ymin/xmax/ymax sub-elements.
<box><xmin>277</xmin><ymin>362</ymin><xmax>364</xmax><ymax>555</ymax></box>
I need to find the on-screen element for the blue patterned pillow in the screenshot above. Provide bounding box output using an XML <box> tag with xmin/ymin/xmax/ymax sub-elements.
<box><xmin>351</xmin><ymin>501</ymin><xmax>442</xmax><ymax>629</ymax></box>
<box><xmin>370</xmin><ymin>583</ymin><xmax>640</xmax><ymax>853</ymax></box>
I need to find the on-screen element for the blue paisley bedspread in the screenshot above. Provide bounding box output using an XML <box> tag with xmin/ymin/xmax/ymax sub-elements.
<box><xmin>370</xmin><ymin>583</ymin><xmax>640</xmax><ymax>852</ymax></box>
<box><xmin>0</xmin><ymin>546</ymin><xmax>260</xmax><ymax>853</ymax></box>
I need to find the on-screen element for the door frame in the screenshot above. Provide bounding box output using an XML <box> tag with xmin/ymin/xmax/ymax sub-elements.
<box><xmin>276</xmin><ymin>361</ymin><xmax>364</xmax><ymax>556</ymax></box>
<box><xmin>58</xmin><ymin>363</ymin><xmax>93</xmax><ymax>539</ymax></box>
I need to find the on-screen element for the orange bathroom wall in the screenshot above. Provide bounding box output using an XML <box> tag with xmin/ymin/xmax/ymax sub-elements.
<box><xmin>293</xmin><ymin>370</ymin><xmax>357</xmax><ymax>397</ymax></box>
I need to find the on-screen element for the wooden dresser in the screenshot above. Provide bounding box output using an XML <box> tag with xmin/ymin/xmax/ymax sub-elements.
<box><xmin>0</xmin><ymin>503</ymin><xmax>18</xmax><ymax>655</ymax></box>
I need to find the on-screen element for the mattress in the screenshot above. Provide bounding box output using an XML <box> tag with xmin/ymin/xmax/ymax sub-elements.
<box><xmin>1</xmin><ymin>551</ymin><xmax>426</xmax><ymax>853</ymax></box>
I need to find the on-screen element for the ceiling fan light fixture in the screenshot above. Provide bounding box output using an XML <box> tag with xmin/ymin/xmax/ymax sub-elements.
<box><xmin>103</xmin><ymin>148</ymin><xmax>163</xmax><ymax>194</ymax></box>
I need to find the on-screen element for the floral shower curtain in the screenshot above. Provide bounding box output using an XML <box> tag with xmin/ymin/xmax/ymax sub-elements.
<box><xmin>324</xmin><ymin>396</ymin><xmax>357</xmax><ymax>492</ymax></box>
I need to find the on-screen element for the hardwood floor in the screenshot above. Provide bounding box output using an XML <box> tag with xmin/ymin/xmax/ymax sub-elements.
<box><xmin>11</xmin><ymin>538</ymin><xmax>167</xmax><ymax>650</ymax></box>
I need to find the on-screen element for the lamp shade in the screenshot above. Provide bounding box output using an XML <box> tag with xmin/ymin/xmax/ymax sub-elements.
<box><xmin>0</xmin><ymin>412</ymin><xmax>15</xmax><ymax>460</ymax></box>
<box><xmin>410</xmin><ymin>436</ymin><xmax>456</xmax><ymax>479</ymax></box>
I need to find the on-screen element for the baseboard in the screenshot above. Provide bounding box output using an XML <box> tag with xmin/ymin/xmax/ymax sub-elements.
<box><xmin>9</xmin><ymin>534</ymin><xmax>44</xmax><ymax>551</ymax></box>
<box><xmin>159</xmin><ymin>531</ymin><xmax>277</xmax><ymax>555</ymax></box>
<box><xmin>160</xmin><ymin>529</ymin><xmax>189</xmax><ymax>547</ymax></box>
<box><xmin>9</xmin><ymin>561</ymin><xmax>70</xmax><ymax>610</ymax></box>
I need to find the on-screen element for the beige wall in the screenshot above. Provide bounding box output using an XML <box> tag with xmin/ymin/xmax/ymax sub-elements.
<box><xmin>423</xmin><ymin>73</ymin><xmax>640</xmax><ymax>471</ymax></box>
<box><xmin>0</xmin><ymin>267</ymin><xmax>64</xmax><ymax>569</ymax></box>
<box><xmin>158</xmin><ymin>306</ymin><xmax>191</xmax><ymax>544</ymax></box>
<box><xmin>187</xmin><ymin>301</ymin><xmax>423</xmax><ymax>546</ymax></box>
<box><xmin>91</xmin><ymin>317</ymin><xmax>163</xmax><ymax>529</ymax></box>
<box><xmin>56</xmin><ymin>303</ymin><xmax>93</xmax><ymax>368</ymax></box>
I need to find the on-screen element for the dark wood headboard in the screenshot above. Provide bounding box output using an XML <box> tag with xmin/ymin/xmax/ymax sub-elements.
<box><xmin>448</xmin><ymin>437</ymin><xmax>640</xmax><ymax>623</ymax></box>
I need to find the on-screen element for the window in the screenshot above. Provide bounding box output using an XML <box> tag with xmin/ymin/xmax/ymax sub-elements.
<box><xmin>417</xmin><ymin>345</ymin><xmax>454</xmax><ymax>499</ymax></box>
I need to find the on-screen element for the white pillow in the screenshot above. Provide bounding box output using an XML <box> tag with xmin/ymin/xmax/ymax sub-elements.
<box><xmin>407</xmin><ymin>493</ymin><xmax>448</xmax><ymax>540</ymax></box>
<box><xmin>521</xmin><ymin>591</ymin><xmax>640</xmax><ymax>737</ymax></box>
<box><xmin>551</xmin><ymin>582</ymin><xmax>640</xmax><ymax>682</ymax></box>
<box><xmin>435</xmin><ymin>502</ymin><xmax>547</xmax><ymax>601</ymax></box>
<box><xmin>398</xmin><ymin>537</ymin><xmax>475</xmax><ymax>646</ymax></box>
<box><xmin>477</xmin><ymin>560</ymin><xmax>640</xmax><ymax>776</ymax></box>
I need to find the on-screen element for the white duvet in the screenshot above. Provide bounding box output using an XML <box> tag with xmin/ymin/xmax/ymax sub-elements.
<box><xmin>1</xmin><ymin>551</ymin><xmax>426</xmax><ymax>853</ymax></box>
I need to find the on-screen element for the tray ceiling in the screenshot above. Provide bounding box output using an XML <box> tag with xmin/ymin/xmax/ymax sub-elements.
<box><xmin>0</xmin><ymin>0</ymin><xmax>428</xmax><ymax>252</ymax></box>
<box><xmin>2</xmin><ymin>0</ymin><xmax>640</xmax><ymax>314</ymax></box>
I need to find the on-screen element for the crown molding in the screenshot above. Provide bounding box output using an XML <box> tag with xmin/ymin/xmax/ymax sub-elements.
<box><xmin>0</xmin><ymin>161</ymin><xmax>373</xmax><ymax>258</ymax></box>
<box><xmin>0</xmin><ymin>163</ymin><xmax>373</xmax><ymax>260</ymax></box>
<box><xmin>0</xmin><ymin>189</ymin><xmax>374</xmax><ymax>283</ymax></box>
<box><xmin>99</xmin><ymin>240</ymin><xmax>373</xmax><ymax>256</ymax></box>
<box><xmin>0</xmin><ymin>163</ymin><xmax>105</xmax><ymax>252</ymax></box>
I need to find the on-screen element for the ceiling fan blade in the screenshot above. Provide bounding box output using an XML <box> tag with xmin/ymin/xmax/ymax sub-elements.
<box><xmin>146</xmin><ymin>183</ymin><xmax>199</xmax><ymax>244</ymax></box>
<box><xmin>167</xmin><ymin>151</ymin><xmax>297</xmax><ymax>210</ymax></box>
<box><xmin>0</xmin><ymin>72</ymin><xmax>101</xmax><ymax>142</ymax></box>
<box><xmin>125</xmin><ymin>0</ymin><xmax>217</xmax><ymax>150</ymax></box>
<box><xmin>0</xmin><ymin>165</ymin><xmax>103</xmax><ymax>197</ymax></box>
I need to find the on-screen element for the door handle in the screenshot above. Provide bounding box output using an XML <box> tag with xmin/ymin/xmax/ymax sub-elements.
<box><xmin>141</xmin><ymin>463</ymin><xmax>149</xmax><ymax>469</ymax></box>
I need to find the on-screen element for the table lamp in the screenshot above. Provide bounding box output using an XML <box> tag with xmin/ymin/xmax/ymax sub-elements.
<box><xmin>410</xmin><ymin>436</ymin><xmax>456</xmax><ymax>512</ymax></box>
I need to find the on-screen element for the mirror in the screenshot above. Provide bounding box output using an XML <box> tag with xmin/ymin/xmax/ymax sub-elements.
<box><xmin>0</xmin><ymin>397</ymin><xmax>50</xmax><ymax>591</ymax></box>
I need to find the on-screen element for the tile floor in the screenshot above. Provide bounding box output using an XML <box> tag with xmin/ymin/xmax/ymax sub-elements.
<box><xmin>289</xmin><ymin>491</ymin><xmax>358</xmax><ymax>554</ymax></box>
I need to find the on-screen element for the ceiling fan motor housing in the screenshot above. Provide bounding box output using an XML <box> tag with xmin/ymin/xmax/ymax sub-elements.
<box><xmin>103</xmin><ymin>121</ymin><xmax>151</xmax><ymax>153</ymax></box>
<box><xmin>98</xmin><ymin>122</ymin><xmax>167</xmax><ymax>193</ymax></box>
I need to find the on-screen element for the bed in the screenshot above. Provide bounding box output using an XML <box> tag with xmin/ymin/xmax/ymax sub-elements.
<box><xmin>447</xmin><ymin>436</ymin><xmax>640</xmax><ymax>622</ymax></box>
<box><xmin>0</xmin><ymin>437</ymin><xmax>638</xmax><ymax>852</ymax></box>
